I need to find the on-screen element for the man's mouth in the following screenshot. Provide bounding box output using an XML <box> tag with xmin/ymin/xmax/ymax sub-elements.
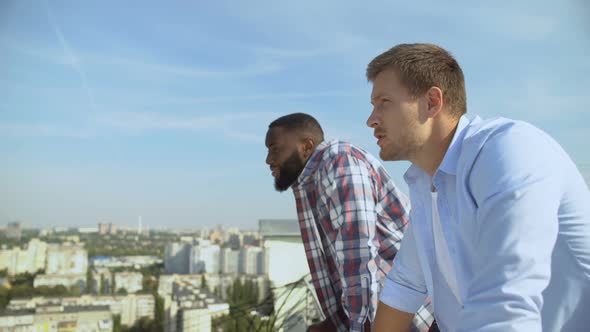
<box><xmin>374</xmin><ymin>132</ymin><xmax>386</xmax><ymax>146</ymax></box>
<box><xmin>270</xmin><ymin>167</ymin><xmax>279</xmax><ymax>178</ymax></box>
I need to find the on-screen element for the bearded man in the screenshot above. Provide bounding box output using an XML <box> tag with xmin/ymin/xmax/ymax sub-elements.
<box><xmin>265</xmin><ymin>112</ymin><xmax>433</xmax><ymax>332</ymax></box>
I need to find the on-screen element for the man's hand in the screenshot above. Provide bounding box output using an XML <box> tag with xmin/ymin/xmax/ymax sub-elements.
<box><xmin>306</xmin><ymin>318</ymin><xmax>372</xmax><ymax>332</ymax></box>
<box><xmin>373</xmin><ymin>301</ymin><xmax>413</xmax><ymax>332</ymax></box>
<box><xmin>306</xmin><ymin>319</ymin><xmax>337</xmax><ymax>332</ymax></box>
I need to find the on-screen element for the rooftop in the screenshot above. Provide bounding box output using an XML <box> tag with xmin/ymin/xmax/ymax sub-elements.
<box><xmin>258</xmin><ymin>219</ymin><xmax>300</xmax><ymax>237</ymax></box>
<box><xmin>0</xmin><ymin>305</ymin><xmax>110</xmax><ymax>317</ymax></box>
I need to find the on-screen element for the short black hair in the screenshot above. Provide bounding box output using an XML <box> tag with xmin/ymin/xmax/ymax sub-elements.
<box><xmin>268</xmin><ymin>113</ymin><xmax>324</xmax><ymax>142</ymax></box>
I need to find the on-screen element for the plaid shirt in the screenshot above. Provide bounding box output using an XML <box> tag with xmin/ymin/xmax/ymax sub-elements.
<box><xmin>292</xmin><ymin>140</ymin><xmax>433</xmax><ymax>332</ymax></box>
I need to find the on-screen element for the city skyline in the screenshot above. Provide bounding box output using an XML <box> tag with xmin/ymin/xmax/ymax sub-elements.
<box><xmin>1</xmin><ymin>0</ymin><xmax>589</xmax><ymax>228</ymax></box>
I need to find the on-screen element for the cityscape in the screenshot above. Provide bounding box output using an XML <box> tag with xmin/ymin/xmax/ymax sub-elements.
<box><xmin>0</xmin><ymin>220</ymin><xmax>321</xmax><ymax>332</ymax></box>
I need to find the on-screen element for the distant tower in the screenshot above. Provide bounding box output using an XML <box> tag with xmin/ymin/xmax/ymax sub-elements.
<box><xmin>138</xmin><ymin>216</ymin><xmax>143</xmax><ymax>235</ymax></box>
<box><xmin>5</xmin><ymin>221</ymin><xmax>21</xmax><ymax>240</ymax></box>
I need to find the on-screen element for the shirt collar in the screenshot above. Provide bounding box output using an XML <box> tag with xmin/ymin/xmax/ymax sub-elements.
<box><xmin>294</xmin><ymin>140</ymin><xmax>330</xmax><ymax>186</ymax></box>
<box><xmin>404</xmin><ymin>115</ymin><xmax>472</xmax><ymax>184</ymax></box>
<box><xmin>438</xmin><ymin>115</ymin><xmax>471</xmax><ymax>175</ymax></box>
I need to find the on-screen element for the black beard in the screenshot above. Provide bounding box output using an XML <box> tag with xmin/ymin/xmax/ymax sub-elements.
<box><xmin>274</xmin><ymin>150</ymin><xmax>305</xmax><ymax>192</ymax></box>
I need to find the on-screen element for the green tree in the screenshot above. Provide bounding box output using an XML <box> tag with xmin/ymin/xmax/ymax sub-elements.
<box><xmin>111</xmin><ymin>274</ymin><xmax>116</xmax><ymax>295</ymax></box>
<box><xmin>141</xmin><ymin>276</ymin><xmax>158</xmax><ymax>294</ymax></box>
<box><xmin>154</xmin><ymin>295</ymin><xmax>164</xmax><ymax>332</ymax></box>
<box><xmin>69</xmin><ymin>285</ymin><xmax>81</xmax><ymax>296</ymax></box>
<box><xmin>218</xmin><ymin>278</ymin><xmax>272</xmax><ymax>332</ymax></box>
<box><xmin>86</xmin><ymin>267</ymin><xmax>94</xmax><ymax>294</ymax></box>
<box><xmin>113</xmin><ymin>314</ymin><xmax>123</xmax><ymax>332</ymax></box>
<box><xmin>100</xmin><ymin>275</ymin><xmax>108</xmax><ymax>294</ymax></box>
<box><xmin>201</xmin><ymin>274</ymin><xmax>208</xmax><ymax>291</ymax></box>
<box><xmin>0</xmin><ymin>286</ymin><xmax>11</xmax><ymax>309</ymax></box>
<box><xmin>129</xmin><ymin>317</ymin><xmax>157</xmax><ymax>332</ymax></box>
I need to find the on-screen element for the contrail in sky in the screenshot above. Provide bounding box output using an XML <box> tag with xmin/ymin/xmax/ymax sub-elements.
<box><xmin>43</xmin><ymin>0</ymin><xmax>97</xmax><ymax>111</ymax></box>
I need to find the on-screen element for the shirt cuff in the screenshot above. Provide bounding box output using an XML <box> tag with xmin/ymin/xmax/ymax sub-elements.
<box><xmin>379</xmin><ymin>276</ymin><xmax>426</xmax><ymax>314</ymax></box>
<box><xmin>349</xmin><ymin>318</ymin><xmax>368</xmax><ymax>332</ymax></box>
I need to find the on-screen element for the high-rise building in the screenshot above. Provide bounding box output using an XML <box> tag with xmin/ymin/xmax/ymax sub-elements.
<box><xmin>242</xmin><ymin>233</ymin><xmax>259</xmax><ymax>246</ymax></box>
<box><xmin>189</xmin><ymin>243</ymin><xmax>220</xmax><ymax>274</ymax></box>
<box><xmin>114</xmin><ymin>272</ymin><xmax>143</xmax><ymax>293</ymax></box>
<box><xmin>29</xmin><ymin>239</ymin><xmax>48</xmax><ymax>272</ymax></box>
<box><xmin>226</xmin><ymin>234</ymin><xmax>242</xmax><ymax>249</ymax></box>
<box><xmin>208</xmin><ymin>230</ymin><xmax>223</xmax><ymax>244</ymax></box>
<box><xmin>34</xmin><ymin>274</ymin><xmax>86</xmax><ymax>291</ymax></box>
<box><xmin>158</xmin><ymin>276</ymin><xmax>229</xmax><ymax>332</ymax></box>
<box><xmin>98</xmin><ymin>223</ymin><xmax>109</xmax><ymax>235</ymax></box>
<box><xmin>0</xmin><ymin>239</ymin><xmax>47</xmax><ymax>275</ymax></box>
<box><xmin>91</xmin><ymin>255</ymin><xmax>162</xmax><ymax>269</ymax></box>
<box><xmin>45</xmin><ymin>243</ymin><xmax>88</xmax><ymax>275</ymax></box>
<box><xmin>259</xmin><ymin>219</ymin><xmax>308</xmax><ymax>286</ymax></box>
<box><xmin>0</xmin><ymin>305</ymin><xmax>112</xmax><ymax>332</ymax></box>
<box><xmin>259</xmin><ymin>219</ymin><xmax>321</xmax><ymax>331</ymax></box>
<box><xmin>159</xmin><ymin>274</ymin><xmax>270</xmax><ymax>305</ymax></box>
<box><xmin>220</xmin><ymin>248</ymin><xmax>239</xmax><ymax>274</ymax></box>
<box><xmin>164</xmin><ymin>243</ymin><xmax>191</xmax><ymax>274</ymax></box>
<box><xmin>98</xmin><ymin>222</ymin><xmax>117</xmax><ymax>235</ymax></box>
<box><xmin>137</xmin><ymin>216</ymin><xmax>142</xmax><ymax>235</ymax></box>
<box><xmin>92</xmin><ymin>269</ymin><xmax>113</xmax><ymax>294</ymax></box>
<box><xmin>239</xmin><ymin>246</ymin><xmax>265</xmax><ymax>275</ymax></box>
<box><xmin>8</xmin><ymin>294</ymin><xmax>154</xmax><ymax>327</ymax></box>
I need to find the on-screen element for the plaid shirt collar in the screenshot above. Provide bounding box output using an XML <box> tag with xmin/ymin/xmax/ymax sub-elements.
<box><xmin>294</xmin><ymin>140</ymin><xmax>331</xmax><ymax>186</ymax></box>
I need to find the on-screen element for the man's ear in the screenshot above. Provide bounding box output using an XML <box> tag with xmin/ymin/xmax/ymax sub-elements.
<box><xmin>426</xmin><ymin>86</ymin><xmax>444</xmax><ymax>118</ymax></box>
<box><xmin>300</xmin><ymin>137</ymin><xmax>315</xmax><ymax>159</ymax></box>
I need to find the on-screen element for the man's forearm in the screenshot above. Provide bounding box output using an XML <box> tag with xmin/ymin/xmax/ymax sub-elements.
<box><xmin>373</xmin><ymin>301</ymin><xmax>414</xmax><ymax>332</ymax></box>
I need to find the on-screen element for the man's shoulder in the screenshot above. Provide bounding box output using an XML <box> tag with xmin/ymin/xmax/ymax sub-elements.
<box><xmin>460</xmin><ymin>117</ymin><xmax>555</xmax><ymax>164</ymax></box>
<box><xmin>464</xmin><ymin>117</ymin><xmax>550</xmax><ymax>146</ymax></box>
<box><xmin>458</xmin><ymin>116</ymin><xmax>566</xmax><ymax>193</ymax></box>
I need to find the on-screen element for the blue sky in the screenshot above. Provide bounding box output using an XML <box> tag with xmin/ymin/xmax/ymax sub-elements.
<box><xmin>1</xmin><ymin>0</ymin><xmax>589</xmax><ymax>230</ymax></box>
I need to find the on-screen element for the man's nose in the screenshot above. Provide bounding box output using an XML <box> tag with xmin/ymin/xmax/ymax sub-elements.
<box><xmin>367</xmin><ymin>108</ymin><xmax>380</xmax><ymax>128</ymax></box>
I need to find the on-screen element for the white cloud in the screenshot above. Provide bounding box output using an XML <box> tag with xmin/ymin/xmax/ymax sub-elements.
<box><xmin>0</xmin><ymin>110</ymin><xmax>279</xmax><ymax>141</ymax></box>
<box><xmin>43</xmin><ymin>0</ymin><xmax>97</xmax><ymax>111</ymax></box>
<box><xmin>0</xmin><ymin>123</ymin><xmax>97</xmax><ymax>138</ymax></box>
<box><xmin>147</xmin><ymin>90</ymin><xmax>362</xmax><ymax>106</ymax></box>
<box><xmin>1</xmin><ymin>40</ymin><xmax>284</xmax><ymax>79</ymax></box>
<box><xmin>252</xmin><ymin>44</ymin><xmax>362</xmax><ymax>59</ymax></box>
<box><xmin>91</xmin><ymin>55</ymin><xmax>283</xmax><ymax>78</ymax></box>
<box><xmin>97</xmin><ymin>110</ymin><xmax>276</xmax><ymax>131</ymax></box>
<box><xmin>471</xmin><ymin>77</ymin><xmax>589</xmax><ymax>120</ymax></box>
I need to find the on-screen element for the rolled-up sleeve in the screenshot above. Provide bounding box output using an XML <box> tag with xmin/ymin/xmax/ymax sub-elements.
<box><xmin>380</xmin><ymin>221</ymin><xmax>428</xmax><ymax>314</ymax></box>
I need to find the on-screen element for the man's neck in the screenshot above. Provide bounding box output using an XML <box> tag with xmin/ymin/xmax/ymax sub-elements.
<box><xmin>304</xmin><ymin>141</ymin><xmax>323</xmax><ymax>165</ymax></box>
<box><xmin>413</xmin><ymin>118</ymin><xmax>459</xmax><ymax>177</ymax></box>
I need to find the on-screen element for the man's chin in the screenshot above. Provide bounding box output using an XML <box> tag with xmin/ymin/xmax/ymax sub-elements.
<box><xmin>274</xmin><ymin>180</ymin><xmax>291</xmax><ymax>192</ymax></box>
<box><xmin>379</xmin><ymin>149</ymin><xmax>393</xmax><ymax>161</ymax></box>
<box><xmin>379</xmin><ymin>148</ymin><xmax>401</xmax><ymax>162</ymax></box>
